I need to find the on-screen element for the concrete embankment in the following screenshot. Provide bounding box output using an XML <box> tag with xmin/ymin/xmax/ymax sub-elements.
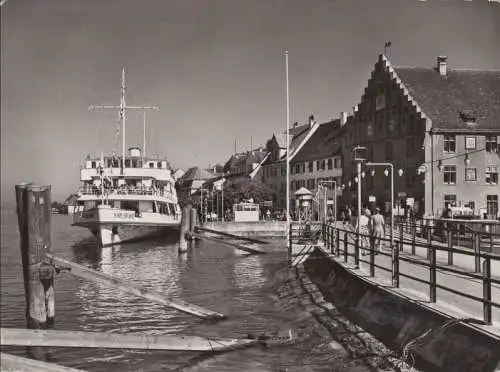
<box><xmin>202</xmin><ymin>221</ymin><xmax>287</xmax><ymax>239</ymax></box>
<box><xmin>303</xmin><ymin>247</ymin><xmax>500</xmax><ymax>372</ymax></box>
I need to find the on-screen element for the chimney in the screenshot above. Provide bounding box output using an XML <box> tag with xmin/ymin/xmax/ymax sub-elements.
<box><xmin>437</xmin><ymin>56</ymin><xmax>447</xmax><ymax>76</ymax></box>
<box><xmin>340</xmin><ymin>111</ymin><xmax>348</xmax><ymax>126</ymax></box>
<box><xmin>353</xmin><ymin>105</ymin><xmax>359</xmax><ymax>115</ymax></box>
<box><xmin>293</xmin><ymin>122</ymin><xmax>298</xmax><ymax>128</ymax></box>
<box><xmin>308</xmin><ymin>114</ymin><xmax>316</xmax><ymax>127</ymax></box>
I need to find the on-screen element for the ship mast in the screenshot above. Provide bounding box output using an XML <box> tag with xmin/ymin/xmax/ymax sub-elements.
<box><xmin>89</xmin><ymin>68</ymin><xmax>159</xmax><ymax>174</ymax></box>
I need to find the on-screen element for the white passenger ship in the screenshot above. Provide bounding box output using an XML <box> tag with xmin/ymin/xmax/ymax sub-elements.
<box><xmin>72</xmin><ymin>69</ymin><xmax>181</xmax><ymax>246</ymax></box>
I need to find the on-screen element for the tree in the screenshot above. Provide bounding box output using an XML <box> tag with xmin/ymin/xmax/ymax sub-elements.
<box><xmin>223</xmin><ymin>179</ymin><xmax>276</xmax><ymax>209</ymax></box>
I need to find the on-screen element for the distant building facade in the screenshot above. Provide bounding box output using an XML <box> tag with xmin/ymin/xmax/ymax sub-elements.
<box><xmin>176</xmin><ymin>166</ymin><xmax>217</xmax><ymax>205</ymax></box>
<box><xmin>261</xmin><ymin>134</ymin><xmax>286</xmax><ymax>210</ymax></box>
<box><xmin>290</xmin><ymin>115</ymin><xmax>347</xmax><ymax>216</ymax></box>
<box><xmin>342</xmin><ymin>54</ymin><xmax>500</xmax><ymax>218</ymax></box>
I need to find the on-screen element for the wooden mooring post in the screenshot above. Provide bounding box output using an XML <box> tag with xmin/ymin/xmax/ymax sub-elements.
<box><xmin>15</xmin><ymin>183</ymin><xmax>55</xmax><ymax>328</ymax></box>
<box><xmin>179</xmin><ymin>204</ymin><xmax>192</xmax><ymax>253</ymax></box>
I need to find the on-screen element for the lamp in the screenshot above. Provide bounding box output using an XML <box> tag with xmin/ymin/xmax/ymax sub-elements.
<box><xmin>348</xmin><ymin>181</ymin><xmax>351</xmax><ymax>187</ymax></box>
<box><xmin>341</xmin><ymin>184</ymin><xmax>345</xmax><ymax>189</ymax></box>
<box><xmin>398</xmin><ymin>169</ymin><xmax>404</xmax><ymax>177</ymax></box>
<box><xmin>354</xmin><ymin>176</ymin><xmax>359</xmax><ymax>183</ymax></box>
<box><xmin>361</xmin><ymin>171</ymin><xmax>366</xmax><ymax>178</ymax></box>
<box><xmin>438</xmin><ymin>160</ymin><xmax>444</xmax><ymax>172</ymax></box>
<box><xmin>384</xmin><ymin>169</ymin><xmax>389</xmax><ymax>177</ymax></box>
<box><xmin>464</xmin><ymin>154</ymin><xmax>471</xmax><ymax>167</ymax></box>
<box><xmin>370</xmin><ymin>169</ymin><xmax>376</xmax><ymax>177</ymax></box>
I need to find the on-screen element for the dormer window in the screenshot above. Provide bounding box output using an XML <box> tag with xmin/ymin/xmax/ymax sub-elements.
<box><xmin>459</xmin><ymin>110</ymin><xmax>477</xmax><ymax>126</ymax></box>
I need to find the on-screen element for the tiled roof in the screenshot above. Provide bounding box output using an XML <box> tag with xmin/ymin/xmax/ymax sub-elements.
<box><xmin>279</xmin><ymin>125</ymin><xmax>313</xmax><ymax>161</ymax></box>
<box><xmin>292</xmin><ymin>119</ymin><xmax>343</xmax><ymax>163</ymax></box>
<box><xmin>290</xmin><ymin>123</ymin><xmax>310</xmax><ymax>137</ymax></box>
<box><xmin>394</xmin><ymin>67</ymin><xmax>500</xmax><ymax>132</ymax></box>
<box><xmin>179</xmin><ymin>166</ymin><xmax>215</xmax><ymax>182</ymax></box>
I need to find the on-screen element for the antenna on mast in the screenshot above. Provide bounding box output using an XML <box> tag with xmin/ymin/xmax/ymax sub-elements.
<box><xmin>89</xmin><ymin>68</ymin><xmax>159</xmax><ymax>174</ymax></box>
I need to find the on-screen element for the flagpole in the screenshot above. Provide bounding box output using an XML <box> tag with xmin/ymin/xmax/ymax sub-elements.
<box><xmin>285</xmin><ymin>51</ymin><xmax>290</xmax><ymax>248</ymax></box>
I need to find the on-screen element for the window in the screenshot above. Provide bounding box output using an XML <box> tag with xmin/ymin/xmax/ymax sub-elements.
<box><xmin>317</xmin><ymin>160</ymin><xmax>325</xmax><ymax>171</ymax></box>
<box><xmin>91</xmin><ymin>161</ymin><xmax>96</xmax><ymax>168</ymax></box>
<box><xmin>334</xmin><ymin>158</ymin><xmax>341</xmax><ymax>169</ymax></box>
<box><xmin>327</xmin><ymin>159</ymin><xmax>333</xmax><ymax>170</ymax></box>
<box><xmin>307</xmin><ymin>179</ymin><xmax>316</xmax><ymax>190</ymax></box>
<box><xmin>149</xmin><ymin>162</ymin><xmax>154</xmax><ymax>168</ymax></box>
<box><xmin>465</xmin><ymin>136</ymin><xmax>476</xmax><ymax>150</ymax></box>
<box><xmin>157</xmin><ymin>161</ymin><xmax>162</xmax><ymax>168</ymax></box>
<box><xmin>405</xmin><ymin>168</ymin><xmax>415</xmax><ymax>187</ymax></box>
<box><xmin>406</xmin><ymin>137</ymin><xmax>415</xmax><ymax>156</ymax></box>
<box><xmin>125</xmin><ymin>159</ymin><xmax>131</xmax><ymax>167</ymax></box>
<box><xmin>486</xmin><ymin>195</ymin><xmax>498</xmax><ymax>217</ymax></box>
<box><xmin>465</xmin><ymin>168</ymin><xmax>477</xmax><ymax>181</ymax></box>
<box><xmin>291</xmin><ymin>165</ymin><xmax>295</xmax><ymax>175</ymax></box>
<box><xmin>444</xmin><ymin>195</ymin><xmax>457</xmax><ymax>207</ymax></box>
<box><xmin>486</xmin><ymin>136</ymin><xmax>498</xmax><ymax>153</ymax></box>
<box><xmin>385</xmin><ymin>141</ymin><xmax>393</xmax><ymax>160</ymax></box>
<box><xmin>443</xmin><ymin>135</ymin><xmax>456</xmax><ymax>153</ymax></box>
<box><xmin>443</xmin><ymin>165</ymin><xmax>456</xmax><ymax>185</ymax></box>
<box><xmin>486</xmin><ymin>166</ymin><xmax>498</xmax><ymax>185</ymax></box>
<box><xmin>308</xmin><ymin>161</ymin><xmax>314</xmax><ymax>172</ymax></box>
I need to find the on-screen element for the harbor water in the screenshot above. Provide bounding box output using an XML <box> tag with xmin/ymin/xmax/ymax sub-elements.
<box><xmin>1</xmin><ymin>207</ymin><xmax>398</xmax><ymax>371</ymax></box>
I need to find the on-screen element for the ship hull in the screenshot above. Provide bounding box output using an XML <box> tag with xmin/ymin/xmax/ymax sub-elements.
<box><xmin>73</xmin><ymin>205</ymin><xmax>180</xmax><ymax>247</ymax></box>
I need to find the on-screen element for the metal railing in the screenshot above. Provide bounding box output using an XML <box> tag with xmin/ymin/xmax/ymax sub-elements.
<box><xmin>318</xmin><ymin>223</ymin><xmax>500</xmax><ymax>324</ymax></box>
<box><xmin>78</xmin><ymin>187</ymin><xmax>174</xmax><ymax>199</ymax></box>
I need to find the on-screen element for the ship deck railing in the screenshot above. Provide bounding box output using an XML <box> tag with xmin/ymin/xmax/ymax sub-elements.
<box><xmin>77</xmin><ymin>187</ymin><xmax>175</xmax><ymax>199</ymax></box>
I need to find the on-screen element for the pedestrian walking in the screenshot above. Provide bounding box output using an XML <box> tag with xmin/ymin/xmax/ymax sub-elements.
<box><xmin>371</xmin><ymin>208</ymin><xmax>385</xmax><ymax>253</ymax></box>
<box><xmin>357</xmin><ymin>209</ymin><xmax>372</xmax><ymax>255</ymax></box>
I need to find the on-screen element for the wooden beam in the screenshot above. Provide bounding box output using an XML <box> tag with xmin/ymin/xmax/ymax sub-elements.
<box><xmin>192</xmin><ymin>233</ymin><xmax>265</xmax><ymax>255</ymax></box>
<box><xmin>1</xmin><ymin>352</ymin><xmax>84</xmax><ymax>372</ymax></box>
<box><xmin>1</xmin><ymin>328</ymin><xmax>260</xmax><ymax>352</ymax></box>
<box><xmin>195</xmin><ymin>226</ymin><xmax>269</xmax><ymax>245</ymax></box>
<box><xmin>46</xmin><ymin>254</ymin><xmax>225</xmax><ymax>320</ymax></box>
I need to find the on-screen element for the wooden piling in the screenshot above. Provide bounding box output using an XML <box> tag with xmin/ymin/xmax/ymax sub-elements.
<box><xmin>1</xmin><ymin>328</ymin><xmax>259</xmax><ymax>352</ymax></box>
<box><xmin>15</xmin><ymin>184</ymin><xmax>54</xmax><ymax>328</ymax></box>
<box><xmin>189</xmin><ymin>207</ymin><xmax>198</xmax><ymax>236</ymax></box>
<box><xmin>179</xmin><ymin>205</ymin><xmax>191</xmax><ymax>252</ymax></box>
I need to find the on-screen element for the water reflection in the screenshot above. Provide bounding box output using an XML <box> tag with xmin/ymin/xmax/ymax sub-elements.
<box><xmin>75</xmin><ymin>238</ymin><xmax>185</xmax><ymax>334</ymax></box>
<box><xmin>233</xmin><ymin>255</ymin><xmax>265</xmax><ymax>290</ymax></box>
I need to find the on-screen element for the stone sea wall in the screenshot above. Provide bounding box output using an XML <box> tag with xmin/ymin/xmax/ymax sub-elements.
<box><xmin>303</xmin><ymin>247</ymin><xmax>500</xmax><ymax>372</ymax></box>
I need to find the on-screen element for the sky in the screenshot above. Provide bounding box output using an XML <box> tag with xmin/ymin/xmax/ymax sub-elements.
<box><xmin>1</xmin><ymin>0</ymin><xmax>500</xmax><ymax>203</ymax></box>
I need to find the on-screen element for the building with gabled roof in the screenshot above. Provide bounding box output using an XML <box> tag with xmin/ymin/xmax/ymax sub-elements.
<box><xmin>175</xmin><ymin>166</ymin><xmax>218</xmax><ymax>205</ymax></box>
<box><xmin>290</xmin><ymin>115</ymin><xmax>347</xmax><ymax>218</ymax></box>
<box><xmin>342</xmin><ymin>54</ymin><xmax>500</xmax><ymax>218</ymax></box>
<box><xmin>261</xmin><ymin>115</ymin><xmax>320</xmax><ymax>211</ymax></box>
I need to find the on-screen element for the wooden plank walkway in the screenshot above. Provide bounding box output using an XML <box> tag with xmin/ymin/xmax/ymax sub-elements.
<box><xmin>1</xmin><ymin>328</ymin><xmax>260</xmax><ymax>352</ymax></box>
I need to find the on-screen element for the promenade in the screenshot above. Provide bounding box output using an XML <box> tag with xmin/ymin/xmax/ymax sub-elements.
<box><xmin>329</xmin><ymin>221</ymin><xmax>500</xmax><ymax>332</ymax></box>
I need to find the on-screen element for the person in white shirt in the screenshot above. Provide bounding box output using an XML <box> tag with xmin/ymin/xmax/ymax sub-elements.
<box><xmin>357</xmin><ymin>209</ymin><xmax>372</xmax><ymax>255</ymax></box>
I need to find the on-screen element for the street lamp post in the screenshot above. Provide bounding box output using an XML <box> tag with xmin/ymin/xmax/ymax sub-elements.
<box><xmin>366</xmin><ymin>162</ymin><xmax>404</xmax><ymax>286</ymax></box>
<box><xmin>318</xmin><ymin>180</ymin><xmax>338</xmax><ymax>224</ymax></box>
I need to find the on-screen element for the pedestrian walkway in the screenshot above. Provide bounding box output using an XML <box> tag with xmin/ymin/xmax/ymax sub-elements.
<box><xmin>328</xmin><ymin>221</ymin><xmax>500</xmax><ymax>331</ymax></box>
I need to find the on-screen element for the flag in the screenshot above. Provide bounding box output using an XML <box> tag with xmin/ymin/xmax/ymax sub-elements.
<box><xmin>385</xmin><ymin>41</ymin><xmax>392</xmax><ymax>48</ymax></box>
